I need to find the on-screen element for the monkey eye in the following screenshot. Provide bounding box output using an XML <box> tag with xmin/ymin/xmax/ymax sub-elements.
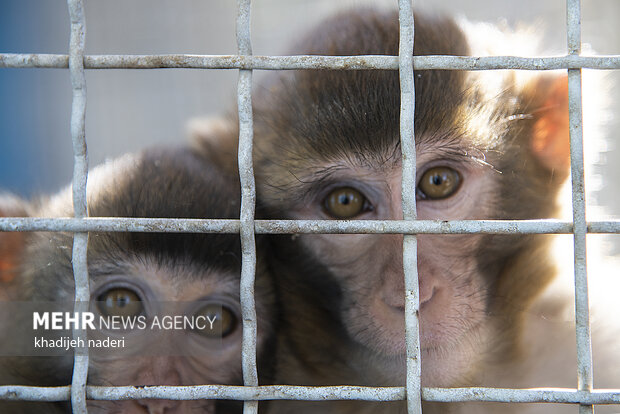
<box><xmin>96</xmin><ymin>288</ymin><xmax>144</xmax><ymax>318</ymax></box>
<box><xmin>417</xmin><ymin>167</ymin><xmax>462</xmax><ymax>200</ymax></box>
<box><xmin>323</xmin><ymin>187</ymin><xmax>372</xmax><ymax>219</ymax></box>
<box><xmin>193</xmin><ymin>303</ymin><xmax>238</xmax><ymax>339</ymax></box>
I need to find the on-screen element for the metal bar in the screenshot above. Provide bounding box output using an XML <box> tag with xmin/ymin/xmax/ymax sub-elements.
<box><xmin>66</xmin><ymin>0</ymin><xmax>89</xmax><ymax>413</ymax></box>
<box><xmin>1</xmin><ymin>1</ymin><xmax>618</xmax><ymax>410</ymax></box>
<box><xmin>398</xmin><ymin>1</ymin><xmax>422</xmax><ymax>414</ymax></box>
<box><xmin>422</xmin><ymin>388</ymin><xmax>620</xmax><ymax>405</ymax></box>
<box><xmin>236</xmin><ymin>1</ymin><xmax>258</xmax><ymax>414</ymax></box>
<box><xmin>1</xmin><ymin>217</ymin><xmax>620</xmax><ymax>234</ymax></box>
<box><xmin>2</xmin><ymin>53</ymin><xmax>620</xmax><ymax>70</ymax></box>
<box><xmin>566</xmin><ymin>1</ymin><xmax>594</xmax><ymax>414</ymax></box>
<box><xmin>3</xmin><ymin>384</ymin><xmax>620</xmax><ymax>405</ymax></box>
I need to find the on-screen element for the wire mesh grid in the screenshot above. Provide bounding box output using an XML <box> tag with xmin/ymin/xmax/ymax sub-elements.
<box><xmin>0</xmin><ymin>0</ymin><xmax>620</xmax><ymax>413</ymax></box>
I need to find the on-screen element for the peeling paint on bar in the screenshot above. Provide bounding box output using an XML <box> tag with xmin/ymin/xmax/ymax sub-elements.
<box><xmin>236</xmin><ymin>1</ymin><xmax>259</xmax><ymax>413</ymax></box>
<box><xmin>1</xmin><ymin>0</ymin><xmax>619</xmax><ymax>409</ymax></box>
<box><xmin>66</xmin><ymin>0</ymin><xmax>90</xmax><ymax>413</ymax></box>
<box><xmin>87</xmin><ymin>385</ymin><xmax>405</xmax><ymax>401</ymax></box>
<box><xmin>2</xmin><ymin>217</ymin><xmax>620</xmax><ymax>234</ymax></box>
<box><xmin>2</xmin><ymin>53</ymin><xmax>620</xmax><ymax>70</ymax></box>
<box><xmin>3</xmin><ymin>385</ymin><xmax>620</xmax><ymax>405</ymax></box>
<box><xmin>398</xmin><ymin>1</ymin><xmax>422</xmax><ymax>414</ymax></box>
<box><xmin>566</xmin><ymin>1</ymin><xmax>594</xmax><ymax>414</ymax></box>
<box><xmin>422</xmin><ymin>388</ymin><xmax>620</xmax><ymax>405</ymax></box>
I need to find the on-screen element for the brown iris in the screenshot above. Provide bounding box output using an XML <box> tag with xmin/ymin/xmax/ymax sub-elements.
<box><xmin>324</xmin><ymin>187</ymin><xmax>368</xmax><ymax>218</ymax></box>
<box><xmin>418</xmin><ymin>167</ymin><xmax>462</xmax><ymax>200</ymax></box>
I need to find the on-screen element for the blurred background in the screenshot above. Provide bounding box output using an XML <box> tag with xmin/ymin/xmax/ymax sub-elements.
<box><xmin>0</xmin><ymin>0</ymin><xmax>618</xmax><ymax>251</ymax></box>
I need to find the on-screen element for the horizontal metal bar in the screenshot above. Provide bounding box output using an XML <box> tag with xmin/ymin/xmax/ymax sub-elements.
<box><xmin>0</xmin><ymin>386</ymin><xmax>70</xmax><ymax>401</ymax></box>
<box><xmin>1</xmin><ymin>53</ymin><xmax>620</xmax><ymax>70</ymax></box>
<box><xmin>0</xmin><ymin>217</ymin><xmax>619</xmax><ymax>234</ymax></box>
<box><xmin>0</xmin><ymin>217</ymin><xmax>240</xmax><ymax>233</ymax></box>
<box><xmin>422</xmin><ymin>388</ymin><xmax>620</xmax><ymax>405</ymax></box>
<box><xmin>2</xmin><ymin>385</ymin><xmax>620</xmax><ymax>405</ymax></box>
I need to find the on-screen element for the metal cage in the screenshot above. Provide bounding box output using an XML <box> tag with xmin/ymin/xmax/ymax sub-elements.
<box><xmin>1</xmin><ymin>0</ymin><xmax>620</xmax><ymax>413</ymax></box>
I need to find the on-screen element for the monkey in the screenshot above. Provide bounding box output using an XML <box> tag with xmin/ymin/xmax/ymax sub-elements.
<box><xmin>0</xmin><ymin>146</ymin><xmax>276</xmax><ymax>414</ymax></box>
<box><xmin>192</xmin><ymin>8</ymin><xmax>620</xmax><ymax>414</ymax></box>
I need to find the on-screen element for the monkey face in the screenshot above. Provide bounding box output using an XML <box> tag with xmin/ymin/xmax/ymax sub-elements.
<box><xmin>82</xmin><ymin>263</ymin><xmax>245</xmax><ymax>414</ymax></box>
<box><xmin>281</xmin><ymin>144</ymin><xmax>499</xmax><ymax>386</ymax></box>
<box><xmin>0</xmin><ymin>149</ymin><xmax>277</xmax><ymax>413</ymax></box>
<box><xmin>246</xmin><ymin>7</ymin><xmax>573</xmax><ymax>398</ymax></box>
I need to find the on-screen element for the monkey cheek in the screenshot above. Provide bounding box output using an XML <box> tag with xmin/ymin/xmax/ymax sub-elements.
<box><xmin>344</xmin><ymin>296</ymin><xmax>407</xmax><ymax>357</ymax></box>
<box><xmin>418</xmin><ymin>280</ymin><xmax>490</xmax><ymax>387</ymax></box>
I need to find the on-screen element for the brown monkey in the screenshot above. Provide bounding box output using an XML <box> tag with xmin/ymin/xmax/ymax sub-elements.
<box><xmin>0</xmin><ymin>147</ymin><xmax>276</xmax><ymax>413</ymax></box>
<box><xmin>192</xmin><ymin>8</ymin><xmax>619</xmax><ymax>414</ymax></box>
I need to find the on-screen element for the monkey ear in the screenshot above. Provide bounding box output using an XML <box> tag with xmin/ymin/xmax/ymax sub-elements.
<box><xmin>0</xmin><ymin>195</ymin><xmax>30</xmax><ymax>284</ymax></box>
<box><xmin>525</xmin><ymin>74</ymin><xmax>570</xmax><ymax>173</ymax></box>
<box><xmin>188</xmin><ymin>116</ymin><xmax>240</xmax><ymax>176</ymax></box>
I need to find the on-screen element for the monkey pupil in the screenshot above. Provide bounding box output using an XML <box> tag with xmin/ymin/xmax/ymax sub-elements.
<box><xmin>338</xmin><ymin>194</ymin><xmax>351</xmax><ymax>205</ymax></box>
<box><xmin>432</xmin><ymin>175</ymin><xmax>443</xmax><ymax>186</ymax></box>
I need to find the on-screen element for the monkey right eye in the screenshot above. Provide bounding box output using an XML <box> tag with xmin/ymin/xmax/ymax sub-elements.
<box><xmin>96</xmin><ymin>288</ymin><xmax>144</xmax><ymax>318</ymax></box>
<box><xmin>323</xmin><ymin>187</ymin><xmax>372</xmax><ymax>219</ymax></box>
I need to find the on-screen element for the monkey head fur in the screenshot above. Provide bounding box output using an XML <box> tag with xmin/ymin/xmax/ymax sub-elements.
<box><xmin>243</xmin><ymin>8</ymin><xmax>572</xmax><ymax>391</ymax></box>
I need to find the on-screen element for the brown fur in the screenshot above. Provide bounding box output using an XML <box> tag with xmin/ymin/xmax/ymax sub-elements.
<box><xmin>0</xmin><ymin>147</ymin><xmax>276</xmax><ymax>414</ymax></box>
<box><xmin>189</xmin><ymin>8</ymin><xmax>578</xmax><ymax>413</ymax></box>
<box><xmin>249</xmin><ymin>9</ymin><xmax>570</xmax><ymax>413</ymax></box>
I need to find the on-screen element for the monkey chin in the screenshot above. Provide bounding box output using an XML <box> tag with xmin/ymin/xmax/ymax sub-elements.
<box><xmin>345</xmin><ymin>288</ymin><xmax>489</xmax><ymax>387</ymax></box>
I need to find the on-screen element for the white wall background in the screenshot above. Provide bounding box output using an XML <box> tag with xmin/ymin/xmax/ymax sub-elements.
<box><xmin>0</xmin><ymin>0</ymin><xmax>618</xmax><ymax>250</ymax></box>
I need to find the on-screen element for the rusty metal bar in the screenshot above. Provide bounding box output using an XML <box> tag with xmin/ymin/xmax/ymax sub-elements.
<box><xmin>2</xmin><ymin>53</ymin><xmax>620</xmax><ymax>70</ymax></box>
<box><xmin>236</xmin><ymin>1</ymin><xmax>259</xmax><ymax>413</ymax></box>
<box><xmin>398</xmin><ymin>1</ymin><xmax>422</xmax><ymax>413</ymax></box>
<box><xmin>566</xmin><ymin>1</ymin><xmax>594</xmax><ymax>414</ymax></box>
<box><xmin>1</xmin><ymin>217</ymin><xmax>620</xmax><ymax>235</ymax></box>
<box><xmin>3</xmin><ymin>384</ymin><xmax>620</xmax><ymax>405</ymax></box>
<box><xmin>66</xmin><ymin>0</ymin><xmax>90</xmax><ymax>413</ymax></box>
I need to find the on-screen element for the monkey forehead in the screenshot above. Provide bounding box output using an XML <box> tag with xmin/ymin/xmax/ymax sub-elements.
<box><xmin>93</xmin><ymin>258</ymin><xmax>242</xmax><ymax>301</ymax></box>
<box><xmin>253</xmin><ymin>14</ymin><xmax>529</xmax><ymax>176</ymax></box>
<box><xmin>29</xmin><ymin>147</ymin><xmax>246</xmax><ymax>278</ymax></box>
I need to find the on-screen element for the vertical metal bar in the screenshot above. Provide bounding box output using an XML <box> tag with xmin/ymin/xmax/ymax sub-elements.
<box><xmin>236</xmin><ymin>1</ymin><xmax>258</xmax><ymax>413</ymax></box>
<box><xmin>66</xmin><ymin>0</ymin><xmax>90</xmax><ymax>413</ymax></box>
<box><xmin>566</xmin><ymin>1</ymin><xmax>594</xmax><ymax>413</ymax></box>
<box><xmin>398</xmin><ymin>1</ymin><xmax>422</xmax><ymax>413</ymax></box>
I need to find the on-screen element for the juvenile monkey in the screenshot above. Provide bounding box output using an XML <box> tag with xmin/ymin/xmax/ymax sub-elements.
<box><xmin>0</xmin><ymin>147</ymin><xmax>275</xmax><ymax>413</ymax></box>
<box><xmin>193</xmin><ymin>8</ymin><xmax>620</xmax><ymax>414</ymax></box>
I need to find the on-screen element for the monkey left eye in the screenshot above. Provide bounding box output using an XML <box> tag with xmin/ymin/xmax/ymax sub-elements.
<box><xmin>96</xmin><ymin>288</ymin><xmax>144</xmax><ymax>318</ymax></box>
<box><xmin>193</xmin><ymin>303</ymin><xmax>238</xmax><ymax>339</ymax></box>
<box><xmin>323</xmin><ymin>187</ymin><xmax>372</xmax><ymax>219</ymax></box>
<box><xmin>417</xmin><ymin>167</ymin><xmax>462</xmax><ymax>200</ymax></box>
